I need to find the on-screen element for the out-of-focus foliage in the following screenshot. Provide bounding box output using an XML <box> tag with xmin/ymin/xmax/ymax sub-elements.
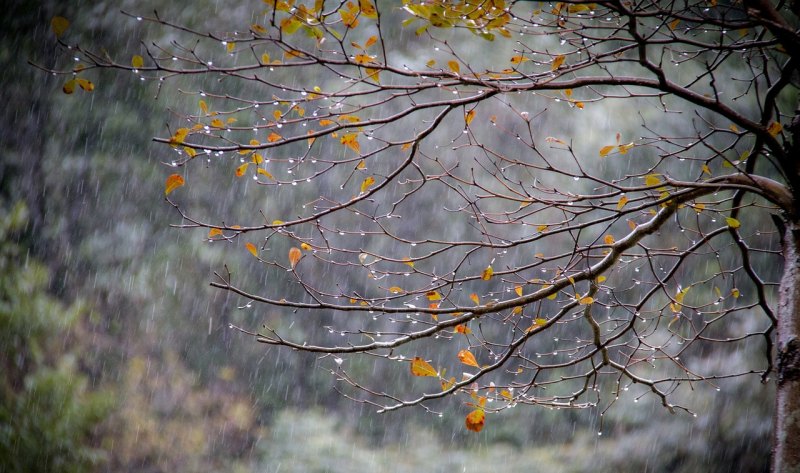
<box><xmin>0</xmin><ymin>202</ymin><xmax>113</xmax><ymax>473</ymax></box>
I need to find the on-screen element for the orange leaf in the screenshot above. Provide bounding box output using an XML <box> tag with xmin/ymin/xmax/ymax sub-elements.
<box><xmin>603</xmin><ymin>234</ymin><xmax>615</xmax><ymax>245</ymax></box>
<box><xmin>245</xmin><ymin>242</ymin><xmax>258</xmax><ymax>257</ymax></box>
<box><xmin>455</xmin><ymin>324</ymin><xmax>472</xmax><ymax>335</ymax></box>
<box><xmin>469</xmin><ymin>293</ymin><xmax>480</xmax><ymax>305</ymax></box>
<box><xmin>767</xmin><ymin>121</ymin><xmax>783</xmax><ymax>137</ymax></box>
<box><xmin>208</xmin><ymin>228</ymin><xmax>223</xmax><ymax>238</ymax></box>
<box><xmin>465</xmin><ymin>409</ymin><xmax>485</xmax><ymax>432</ymax></box>
<box><xmin>599</xmin><ymin>145</ymin><xmax>615</xmax><ymax>157</ymax></box>
<box><xmin>164</xmin><ymin>174</ymin><xmax>185</xmax><ymax>195</ymax></box>
<box><xmin>235</xmin><ymin>163</ymin><xmax>249</xmax><ymax>177</ymax></box>
<box><xmin>288</xmin><ymin>247</ymin><xmax>302</xmax><ymax>268</ymax></box>
<box><xmin>458</xmin><ymin>349</ymin><xmax>480</xmax><ymax>368</ymax></box>
<box><xmin>268</xmin><ymin>132</ymin><xmax>282</xmax><ymax>142</ymax></box>
<box><xmin>410</xmin><ymin>357</ymin><xmax>438</xmax><ymax>377</ymax></box>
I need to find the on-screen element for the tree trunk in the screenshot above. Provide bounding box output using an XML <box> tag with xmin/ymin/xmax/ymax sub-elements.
<box><xmin>773</xmin><ymin>219</ymin><xmax>800</xmax><ymax>472</ymax></box>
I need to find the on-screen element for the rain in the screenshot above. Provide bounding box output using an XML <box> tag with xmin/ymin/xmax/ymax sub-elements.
<box><xmin>2</xmin><ymin>1</ymin><xmax>787</xmax><ymax>472</ymax></box>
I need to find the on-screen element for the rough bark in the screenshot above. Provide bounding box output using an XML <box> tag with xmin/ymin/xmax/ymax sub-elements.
<box><xmin>773</xmin><ymin>220</ymin><xmax>800</xmax><ymax>473</ymax></box>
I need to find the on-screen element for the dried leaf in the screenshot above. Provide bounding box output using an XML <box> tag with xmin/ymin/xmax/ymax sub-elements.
<box><xmin>426</xmin><ymin>291</ymin><xmax>442</xmax><ymax>301</ymax></box>
<box><xmin>288</xmin><ymin>247</ymin><xmax>302</xmax><ymax>268</ymax></box>
<box><xmin>62</xmin><ymin>79</ymin><xmax>76</xmax><ymax>94</ymax></box>
<box><xmin>465</xmin><ymin>409</ymin><xmax>485</xmax><ymax>432</ymax></box>
<box><xmin>481</xmin><ymin>265</ymin><xmax>494</xmax><ymax>281</ymax></box>
<box><xmin>599</xmin><ymin>145</ymin><xmax>616</xmax><ymax>157</ymax></box>
<box><xmin>235</xmin><ymin>163</ymin><xmax>249</xmax><ymax>177</ymax></box>
<box><xmin>465</xmin><ymin>109</ymin><xmax>476</xmax><ymax>126</ymax></box>
<box><xmin>360</xmin><ymin>176</ymin><xmax>375</xmax><ymax>193</ymax></box>
<box><xmin>410</xmin><ymin>357</ymin><xmax>438</xmax><ymax>377</ymax></box>
<box><xmin>51</xmin><ymin>16</ymin><xmax>69</xmax><ymax>37</ymax></box>
<box><xmin>455</xmin><ymin>324</ymin><xmax>472</xmax><ymax>335</ymax></box>
<box><xmin>448</xmin><ymin>60</ymin><xmax>461</xmax><ymax>74</ymax></box>
<box><xmin>458</xmin><ymin>349</ymin><xmax>480</xmax><ymax>368</ymax></box>
<box><xmin>164</xmin><ymin>174</ymin><xmax>185</xmax><ymax>195</ymax></box>
<box><xmin>469</xmin><ymin>293</ymin><xmax>480</xmax><ymax>305</ymax></box>
<box><xmin>767</xmin><ymin>121</ymin><xmax>783</xmax><ymax>137</ymax></box>
<box><xmin>551</xmin><ymin>55</ymin><xmax>565</xmax><ymax>70</ymax></box>
<box><xmin>300</xmin><ymin>242</ymin><xmax>313</xmax><ymax>251</ymax></box>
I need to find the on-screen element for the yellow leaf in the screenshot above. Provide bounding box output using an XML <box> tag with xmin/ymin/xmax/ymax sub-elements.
<box><xmin>617</xmin><ymin>195</ymin><xmax>628</xmax><ymax>210</ymax></box>
<box><xmin>365</xmin><ymin>67</ymin><xmax>381</xmax><ymax>83</ymax></box>
<box><xmin>603</xmin><ymin>234</ymin><xmax>615</xmax><ymax>245</ymax></box>
<box><xmin>426</xmin><ymin>291</ymin><xmax>442</xmax><ymax>301</ymax></box>
<box><xmin>211</xmin><ymin>118</ymin><xmax>224</xmax><ymax>128</ymax></box>
<box><xmin>288</xmin><ymin>247</ymin><xmax>302</xmax><ymax>268</ymax></box>
<box><xmin>767</xmin><ymin>121</ymin><xmax>783</xmax><ymax>137</ymax></box>
<box><xmin>731</xmin><ymin>288</ymin><xmax>740</xmax><ymax>298</ymax></box>
<box><xmin>481</xmin><ymin>265</ymin><xmax>494</xmax><ymax>281</ymax></box>
<box><xmin>208</xmin><ymin>228</ymin><xmax>223</xmax><ymax>238</ymax></box>
<box><xmin>164</xmin><ymin>174</ymin><xmax>185</xmax><ymax>195</ymax></box>
<box><xmin>469</xmin><ymin>293</ymin><xmax>480</xmax><ymax>305</ymax></box>
<box><xmin>76</xmin><ymin>78</ymin><xmax>94</xmax><ymax>91</ymax></box>
<box><xmin>257</xmin><ymin>168</ymin><xmax>274</xmax><ymax>179</ymax></box>
<box><xmin>359</xmin><ymin>0</ymin><xmax>378</xmax><ymax>18</ymax></box>
<box><xmin>702</xmin><ymin>164</ymin><xmax>712</xmax><ymax>176</ymax></box>
<box><xmin>410</xmin><ymin>357</ymin><xmax>438</xmax><ymax>377</ymax></box>
<box><xmin>618</xmin><ymin>143</ymin><xmax>634</xmax><ymax>154</ymax></box>
<box><xmin>596</xmin><ymin>275</ymin><xmax>607</xmax><ymax>283</ymax></box>
<box><xmin>512</xmin><ymin>306</ymin><xmax>523</xmax><ymax>315</ymax></box>
<box><xmin>300</xmin><ymin>242</ymin><xmax>312</xmax><ymax>251</ymax></box>
<box><xmin>578</xmin><ymin>296</ymin><xmax>594</xmax><ymax>305</ymax></box>
<box><xmin>551</xmin><ymin>55</ymin><xmax>565</xmax><ymax>70</ymax></box>
<box><xmin>272</xmin><ymin>220</ymin><xmax>284</xmax><ymax>226</ymax></box>
<box><xmin>465</xmin><ymin>109</ymin><xmax>476</xmax><ymax>126</ymax></box>
<box><xmin>356</xmin><ymin>160</ymin><xmax>367</xmax><ymax>170</ymax></box>
<box><xmin>537</xmin><ymin>224</ymin><xmax>548</xmax><ymax>232</ymax></box>
<box><xmin>458</xmin><ymin>349</ymin><xmax>480</xmax><ymax>368</ymax></box>
<box><xmin>226</xmin><ymin>42</ymin><xmax>235</xmax><ymax>53</ymax></box>
<box><xmin>574</xmin><ymin>101</ymin><xmax>584</xmax><ymax>109</ymax></box>
<box><xmin>341</xmin><ymin>133</ymin><xmax>361</xmax><ymax>153</ymax></box>
<box><xmin>252</xmin><ymin>153</ymin><xmax>264</xmax><ymax>165</ymax></box>
<box><xmin>465</xmin><ymin>409</ymin><xmax>485</xmax><ymax>432</ymax></box>
<box><xmin>169</xmin><ymin>128</ymin><xmax>189</xmax><ymax>147</ymax></box>
<box><xmin>245</xmin><ymin>242</ymin><xmax>258</xmax><ymax>257</ymax></box>
<box><xmin>62</xmin><ymin>79</ymin><xmax>76</xmax><ymax>94</ymax></box>
<box><xmin>365</xmin><ymin>35</ymin><xmax>378</xmax><ymax>48</ymax></box>
<box><xmin>599</xmin><ymin>145</ymin><xmax>616</xmax><ymax>157</ymax></box>
<box><xmin>360</xmin><ymin>176</ymin><xmax>375</xmax><ymax>193</ymax></box>
<box><xmin>131</xmin><ymin>55</ymin><xmax>144</xmax><ymax>68</ymax></box>
<box><xmin>510</xmin><ymin>55</ymin><xmax>529</xmax><ymax>65</ymax></box>
<box><xmin>403</xmin><ymin>257</ymin><xmax>414</xmax><ymax>268</ymax></box>
<box><xmin>668</xmin><ymin>18</ymin><xmax>680</xmax><ymax>30</ymax></box>
<box><xmin>526</xmin><ymin>318</ymin><xmax>547</xmax><ymax>332</ymax></box>
<box><xmin>725</xmin><ymin>217</ymin><xmax>741</xmax><ymax>229</ymax></box>
<box><xmin>51</xmin><ymin>16</ymin><xmax>69</xmax><ymax>37</ymax></box>
<box><xmin>514</xmin><ymin>285</ymin><xmax>523</xmax><ymax>297</ymax></box>
<box><xmin>500</xmin><ymin>389</ymin><xmax>512</xmax><ymax>400</ymax></box>
<box><xmin>235</xmin><ymin>163</ymin><xmax>249</xmax><ymax>177</ymax></box>
<box><xmin>644</xmin><ymin>174</ymin><xmax>661</xmax><ymax>186</ymax></box>
<box><xmin>448</xmin><ymin>60</ymin><xmax>461</xmax><ymax>74</ymax></box>
<box><xmin>261</xmin><ymin>52</ymin><xmax>271</xmax><ymax>64</ymax></box>
<box><xmin>252</xmin><ymin>24</ymin><xmax>268</xmax><ymax>34</ymax></box>
<box><xmin>441</xmin><ymin>376</ymin><xmax>456</xmax><ymax>391</ymax></box>
<box><xmin>426</xmin><ymin>59</ymin><xmax>436</xmax><ymax>68</ymax></box>
<box><xmin>388</xmin><ymin>286</ymin><xmax>405</xmax><ymax>294</ymax></box>
<box><xmin>199</xmin><ymin>100</ymin><xmax>209</xmax><ymax>114</ymax></box>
